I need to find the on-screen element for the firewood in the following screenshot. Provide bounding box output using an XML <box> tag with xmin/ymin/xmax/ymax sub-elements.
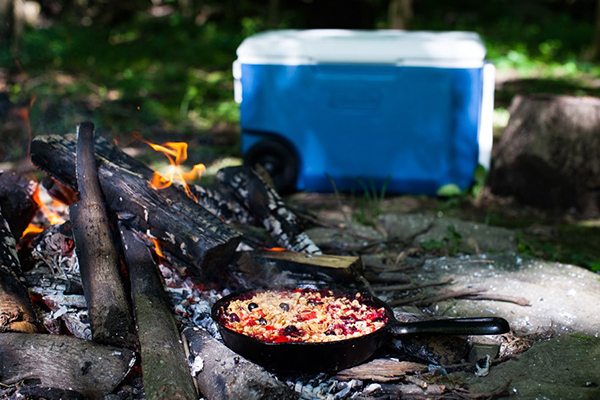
<box><xmin>0</xmin><ymin>171</ymin><xmax>38</xmax><ymax>238</ymax></box>
<box><xmin>69</xmin><ymin>122</ymin><xmax>136</xmax><ymax>348</ymax></box>
<box><xmin>335</xmin><ymin>359</ymin><xmax>427</xmax><ymax>382</ymax></box>
<box><xmin>0</xmin><ymin>208</ymin><xmax>37</xmax><ymax>332</ymax></box>
<box><xmin>183</xmin><ymin>327</ymin><xmax>297</xmax><ymax>400</ymax></box>
<box><xmin>30</xmin><ymin>133</ymin><xmax>241</xmax><ymax>274</ymax></box>
<box><xmin>217</xmin><ymin>166</ymin><xmax>321</xmax><ymax>255</ymax></box>
<box><xmin>252</xmin><ymin>250</ymin><xmax>362</xmax><ymax>283</ymax></box>
<box><xmin>219</xmin><ymin>250</ymin><xmax>364</xmax><ymax>290</ymax></box>
<box><xmin>119</xmin><ymin>226</ymin><xmax>197</xmax><ymax>400</ymax></box>
<box><xmin>0</xmin><ymin>332</ymin><xmax>135</xmax><ymax>400</ymax></box>
<box><xmin>13</xmin><ymin>385</ymin><xmax>85</xmax><ymax>400</ymax></box>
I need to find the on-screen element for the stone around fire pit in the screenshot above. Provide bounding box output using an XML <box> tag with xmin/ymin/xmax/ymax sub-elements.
<box><xmin>379</xmin><ymin>213</ymin><xmax>518</xmax><ymax>254</ymax></box>
<box><xmin>414</xmin><ymin>253</ymin><xmax>600</xmax><ymax>336</ymax></box>
<box><xmin>452</xmin><ymin>334</ymin><xmax>600</xmax><ymax>399</ymax></box>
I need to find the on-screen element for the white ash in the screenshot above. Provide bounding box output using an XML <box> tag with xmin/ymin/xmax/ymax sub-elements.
<box><xmin>189</xmin><ymin>355</ymin><xmax>204</xmax><ymax>376</ymax></box>
<box><xmin>25</xmin><ymin>226</ymin><xmax>91</xmax><ymax>340</ymax></box>
<box><xmin>158</xmin><ymin>261</ymin><xmax>226</xmax><ymax>337</ymax></box>
<box><xmin>286</xmin><ymin>376</ymin><xmax>365</xmax><ymax>400</ymax></box>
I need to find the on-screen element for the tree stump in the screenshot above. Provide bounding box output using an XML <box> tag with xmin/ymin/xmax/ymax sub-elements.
<box><xmin>490</xmin><ymin>94</ymin><xmax>600</xmax><ymax>214</ymax></box>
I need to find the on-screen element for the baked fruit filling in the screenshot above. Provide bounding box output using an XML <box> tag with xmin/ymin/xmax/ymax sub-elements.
<box><xmin>217</xmin><ymin>289</ymin><xmax>388</xmax><ymax>343</ymax></box>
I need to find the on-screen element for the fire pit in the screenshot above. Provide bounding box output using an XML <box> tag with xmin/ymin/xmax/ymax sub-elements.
<box><xmin>0</xmin><ymin>122</ymin><xmax>515</xmax><ymax>399</ymax></box>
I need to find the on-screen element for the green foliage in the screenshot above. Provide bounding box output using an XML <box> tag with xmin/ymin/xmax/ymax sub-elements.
<box><xmin>351</xmin><ymin>176</ymin><xmax>390</xmax><ymax>227</ymax></box>
<box><xmin>421</xmin><ymin>224</ymin><xmax>462</xmax><ymax>256</ymax></box>
<box><xmin>1</xmin><ymin>15</ymin><xmax>244</xmax><ymax>143</ymax></box>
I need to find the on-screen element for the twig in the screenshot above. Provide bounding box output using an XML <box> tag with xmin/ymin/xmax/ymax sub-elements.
<box><xmin>452</xmin><ymin>379</ymin><xmax>513</xmax><ymax>399</ymax></box>
<box><xmin>326</xmin><ymin>173</ymin><xmax>355</xmax><ymax>233</ymax></box>
<box><xmin>461</xmin><ymin>293</ymin><xmax>531</xmax><ymax>307</ymax></box>
<box><xmin>388</xmin><ymin>288</ymin><xmax>487</xmax><ymax>307</ymax></box>
<box><xmin>372</xmin><ymin>277</ymin><xmax>454</xmax><ymax>292</ymax></box>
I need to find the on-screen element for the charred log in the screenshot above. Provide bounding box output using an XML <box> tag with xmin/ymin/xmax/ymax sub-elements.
<box><xmin>119</xmin><ymin>226</ymin><xmax>197</xmax><ymax>400</ymax></box>
<box><xmin>0</xmin><ymin>208</ymin><xmax>37</xmax><ymax>332</ymax></box>
<box><xmin>0</xmin><ymin>171</ymin><xmax>38</xmax><ymax>238</ymax></box>
<box><xmin>30</xmin><ymin>133</ymin><xmax>241</xmax><ymax>274</ymax></box>
<box><xmin>12</xmin><ymin>385</ymin><xmax>85</xmax><ymax>400</ymax></box>
<box><xmin>217</xmin><ymin>166</ymin><xmax>321</xmax><ymax>255</ymax></box>
<box><xmin>69</xmin><ymin>122</ymin><xmax>135</xmax><ymax>348</ymax></box>
<box><xmin>183</xmin><ymin>327</ymin><xmax>297</xmax><ymax>400</ymax></box>
<box><xmin>0</xmin><ymin>332</ymin><xmax>135</xmax><ymax>400</ymax></box>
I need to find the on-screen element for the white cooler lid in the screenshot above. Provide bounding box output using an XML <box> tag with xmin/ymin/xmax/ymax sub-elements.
<box><xmin>236</xmin><ymin>29</ymin><xmax>486</xmax><ymax>68</ymax></box>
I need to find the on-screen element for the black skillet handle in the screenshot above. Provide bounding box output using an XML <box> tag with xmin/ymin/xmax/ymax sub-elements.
<box><xmin>389</xmin><ymin>317</ymin><xmax>510</xmax><ymax>336</ymax></box>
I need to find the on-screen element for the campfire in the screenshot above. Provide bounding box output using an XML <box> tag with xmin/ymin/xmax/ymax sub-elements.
<box><xmin>0</xmin><ymin>122</ymin><xmax>514</xmax><ymax>399</ymax></box>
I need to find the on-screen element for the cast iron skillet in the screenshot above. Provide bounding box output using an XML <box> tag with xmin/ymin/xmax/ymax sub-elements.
<box><xmin>212</xmin><ymin>289</ymin><xmax>510</xmax><ymax>373</ymax></box>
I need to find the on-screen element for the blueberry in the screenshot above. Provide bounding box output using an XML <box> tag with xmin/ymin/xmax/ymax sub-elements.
<box><xmin>258</xmin><ymin>317</ymin><xmax>267</xmax><ymax>325</ymax></box>
<box><xmin>229</xmin><ymin>313</ymin><xmax>240</xmax><ymax>322</ymax></box>
<box><xmin>248</xmin><ymin>302</ymin><xmax>258</xmax><ymax>311</ymax></box>
<box><xmin>283</xmin><ymin>325</ymin><xmax>299</xmax><ymax>334</ymax></box>
<box><xmin>279</xmin><ymin>303</ymin><xmax>290</xmax><ymax>311</ymax></box>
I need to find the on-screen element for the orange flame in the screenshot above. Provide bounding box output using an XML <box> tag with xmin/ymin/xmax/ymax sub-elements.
<box><xmin>21</xmin><ymin>224</ymin><xmax>44</xmax><ymax>237</ymax></box>
<box><xmin>20</xmin><ymin>184</ymin><xmax>67</xmax><ymax>239</ymax></box>
<box><xmin>135</xmin><ymin>133</ymin><xmax>205</xmax><ymax>201</ymax></box>
<box><xmin>33</xmin><ymin>185</ymin><xmax>66</xmax><ymax>226</ymax></box>
<box><xmin>152</xmin><ymin>238</ymin><xmax>165</xmax><ymax>259</ymax></box>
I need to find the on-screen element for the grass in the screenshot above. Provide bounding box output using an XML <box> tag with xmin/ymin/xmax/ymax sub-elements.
<box><xmin>2</xmin><ymin>13</ymin><xmax>244</xmax><ymax>168</ymax></box>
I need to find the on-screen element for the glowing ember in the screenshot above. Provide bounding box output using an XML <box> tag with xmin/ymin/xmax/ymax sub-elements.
<box><xmin>136</xmin><ymin>134</ymin><xmax>205</xmax><ymax>201</ymax></box>
<box><xmin>264</xmin><ymin>247</ymin><xmax>286</xmax><ymax>252</ymax></box>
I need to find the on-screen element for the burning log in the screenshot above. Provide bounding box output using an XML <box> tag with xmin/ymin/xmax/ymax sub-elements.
<box><xmin>0</xmin><ymin>171</ymin><xmax>38</xmax><ymax>238</ymax></box>
<box><xmin>217</xmin><ymin>166</ymin><xmax>321</xmax><ymax>255</ymax></box>
<box><xmin>0</xmin><ymin>332</ymin><xmax>135</xmax><ymax>400</ymax></box>
<box><xmin>69</xmin><ymin>122</ymin><xmax>135</xmax><ymax>348</ymax></box>
<box><xmin>0</xmin><ymin>208</ymin><xmax>37</xmax><ymax>332</ymax></box>
<box><xmin>30</xmin><ymin>132</ymin><xmax>241</xmax><ymax>274</ymax></box>
<box><xmin>183</xmin><ymin>327</ymin><xmax>297</xmax><ymax>400</ymax></box>
<box><xmin>119</xmin><ymin>226</ymin><xmax>197</xmax><ymax>400</ymax></box>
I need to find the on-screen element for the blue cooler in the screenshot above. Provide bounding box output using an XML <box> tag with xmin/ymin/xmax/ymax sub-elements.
<box><xmin>234</xmin><ymin>30</ymin><xmax>494</xmax><ymax>194</ymax></box>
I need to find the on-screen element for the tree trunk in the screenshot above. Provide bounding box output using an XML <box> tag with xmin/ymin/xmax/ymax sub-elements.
<box><xmin>490</xmin><ymin>95</ymin><xmax>600</xmax><ymax>214</ymax></box>
<box><xmin>388</xmin><ymin>0</ymin><xmax>412</xmax><ymax>30</ymax></box>
<box><xmin>590</xmin><ymin>0</ymin><xmax>600</xmax><ymax>61</ymax></box>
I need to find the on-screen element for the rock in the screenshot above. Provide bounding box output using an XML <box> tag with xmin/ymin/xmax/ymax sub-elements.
<box><xmin>490</xmin><ymin>94</ymin><xmax>600</xmax><ymax>214</ymax></box>
<box><xmin>454</xmin><ymin>334</ymin><xmax>600</xmax><ymax>399</ymax></box>
<box><xmin>417</xmin><ymin>253</ymin><xmax>600</xmax><ymax>336</ymax></box>
<box><xmin>306</xmin><ymin>224</ymin><xmax>385</xmax><ymax>253</ymax></box>
<box><xmin>379</xmin><ymin>213</ymin><xmax>517</xmax><ymax>254</ymax></box>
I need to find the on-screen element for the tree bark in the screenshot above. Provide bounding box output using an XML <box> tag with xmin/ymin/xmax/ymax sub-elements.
<box><xmin>30</xmin><ymin>133</ymin><xmax>241</xmax><ymax>274</ymax></box>
<box><xmin>69</xmin><ymin>122</ymin><xmax>136</xmax><ymax>348</ymax></box>
<box><xmin>0</xmin><ymin>207</ymin><xmax>37</xmax><ymax>332</ymax></box>
<box><xmin>0</xmin><ymin>332</ymin><xmax>135</xmax><ymax>400</ymax></box>
<box><xmin>183</xmin><ymin>327</ymin><xmax>297</xmax><ymax>400</ymax></box>
<box><xmin>590</xmin><ymin>0</ymin><xmax>600</xmax><ymax>61</ymax></box>
<box><xmin>119</xmin><ymin>226</ymin><xmax>197</xmax><ymax>400</ymax></box>
<box><xmin>490</xmin><ymin>95</ymin><xmax>600</xmax><ymax>214</ymax></box>
<box><xmin>388</xmin><ymin>0</ymin><xmax>412</xmax><ymax>30</ymax></box>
